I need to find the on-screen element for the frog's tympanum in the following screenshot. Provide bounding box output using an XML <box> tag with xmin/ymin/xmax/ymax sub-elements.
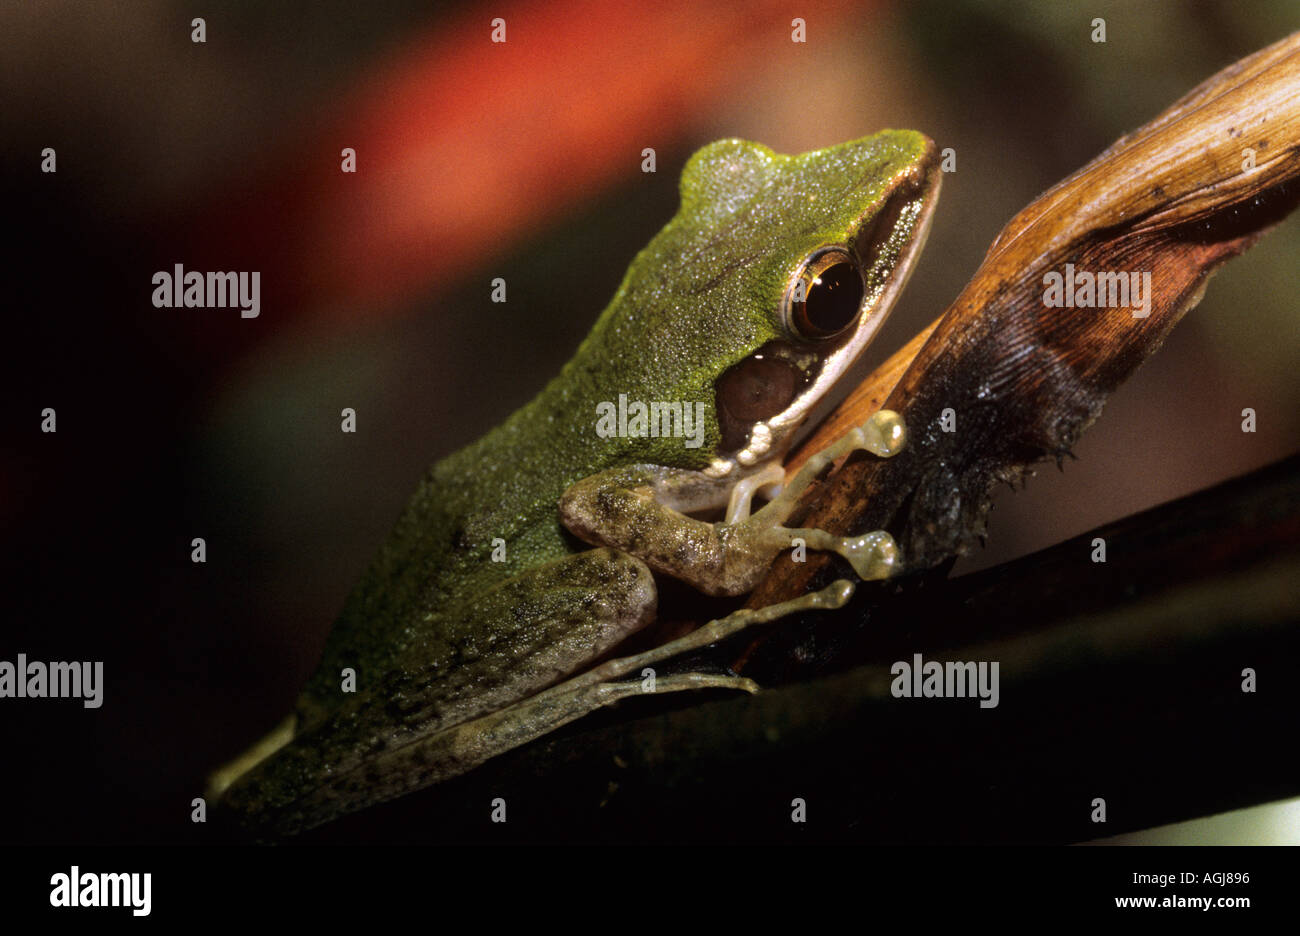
<box><xmin>210</xmin><ymin>133</ymin><xmax>941</xmax><ymax>835</ymax></box>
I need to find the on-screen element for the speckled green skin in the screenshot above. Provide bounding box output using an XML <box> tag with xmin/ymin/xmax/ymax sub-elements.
<box><xmin>219</xmin><ymin>132</ymin><xmax>934</xmax><ymax>828</ymax></box>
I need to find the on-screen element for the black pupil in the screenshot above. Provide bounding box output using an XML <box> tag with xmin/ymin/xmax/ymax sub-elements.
<box><xmin>803</xmin><ymin>262</ymin><xmax>862</xmax><ymax>335</ymax></box>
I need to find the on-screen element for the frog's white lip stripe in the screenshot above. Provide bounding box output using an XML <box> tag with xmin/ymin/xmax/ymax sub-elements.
<box><xmin>721</xmin><ymin>161</ymin><xmax>942</xmax><ymax>476</ymax></box>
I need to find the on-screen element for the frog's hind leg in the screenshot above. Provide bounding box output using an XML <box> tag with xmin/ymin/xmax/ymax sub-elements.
<box><xmin>385</xmin><ymin>578</ymin><xmax>854</xmax><ymax>788</ymax></box>
<box><xmin>228</xmin><ymin>548</ymin><xmax>660</xmax><ymax>834</ymax></box>
<box><xmin>249</xmin><ymin>574</ymin><xmax>853</xmax><ymax>837</ymax></box>
<box><xmin>206</xmin><ymin>713</ymin><xmax>296</xmax><ymax>801</ymax></box>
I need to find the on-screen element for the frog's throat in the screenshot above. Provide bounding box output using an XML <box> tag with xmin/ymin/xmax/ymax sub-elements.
<box><xmin>704</xmin><ymin>157</ymin><xmax>941</xmax><ymax>481</ymax></box>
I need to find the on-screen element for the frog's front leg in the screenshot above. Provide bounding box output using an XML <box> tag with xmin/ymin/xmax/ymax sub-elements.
<box><xmin>560</xmin><ymin>410</ymin><xmax>906</xmax><ymax>596</ymax></box>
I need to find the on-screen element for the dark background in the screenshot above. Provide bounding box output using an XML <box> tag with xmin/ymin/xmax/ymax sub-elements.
<box><xmin>2</xmin><ymin>0</ymin><xmax>1297</xmax><ymax>843</ymax></box>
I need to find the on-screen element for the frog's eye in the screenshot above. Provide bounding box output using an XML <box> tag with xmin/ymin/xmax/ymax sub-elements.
<box><xmin>787</xmin><ymin>248</ymin><xmax>864</xmax><ymax>339</ymax></box>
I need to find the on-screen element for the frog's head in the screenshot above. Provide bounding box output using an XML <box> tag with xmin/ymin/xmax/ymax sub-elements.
<box><xmin>589</xmin><ymin>131</ymin><xmax>940</xmax><ymax>475</ymax></box>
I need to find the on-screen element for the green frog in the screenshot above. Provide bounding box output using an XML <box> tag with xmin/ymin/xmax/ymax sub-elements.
<box><xmin>210</xmin><ymin>131</ymin><xmax>941</xmax><ymax>836</ymax></box>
